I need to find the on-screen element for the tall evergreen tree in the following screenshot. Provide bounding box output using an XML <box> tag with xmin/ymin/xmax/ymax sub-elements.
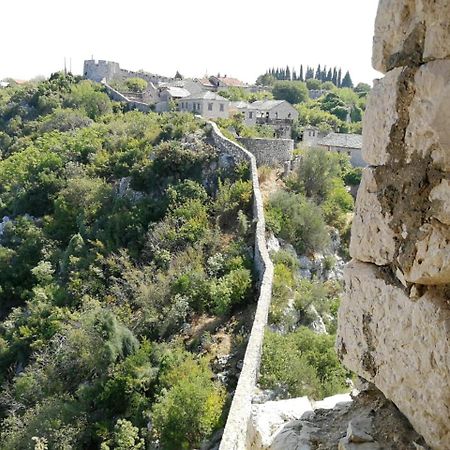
<box><xmin>292</xmin><ymin>69</ymin><xmax>297</xmax><ymax>81</ymax></box>
<box><xmin>315</xmin><ymin>64</ymin><xmax>321</xmax><ymax>80</ymax></box>
<box><xmin>337</xmin><ymin>68</ymin><xmax>342</xmax><ymax>87</ymax></box>
<box><xmin>332</xmin><ymin>67</ymin><xmax>338</xmax><ymax>86</ymax></box>
<box><xmin>286</xmin><ymin>66</ymin><xmax>291</xmax><ymax>81</ymax></box>
<box><xmin>341</xmin><ymin>70</ymin><xmax>354</xmax><ymax>88</ymax></box>
<box><xmin>321</xmin><ymin>66</ymin><xmax>327</xmax><ymax>82</ymax></box>
<box><xmin>327</xmin><ymin>68</ymin><xmax>333</xmax><ymax>82</ymax></box>
<box><xmin>306</xmin><ymin>66</ymin><xmax>314</xmax><ymax>79</ymax></box>
<box><xmin>299</xmin><ymin>65</ymin><xmax>304</xmax><ymax>82</ymax></box>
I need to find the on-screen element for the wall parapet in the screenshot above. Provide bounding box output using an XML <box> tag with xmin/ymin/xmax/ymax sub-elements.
<box><xmin>208</xmin><ymin>122</ymin><xmax>274</xmax><ymax>450</ymax></box>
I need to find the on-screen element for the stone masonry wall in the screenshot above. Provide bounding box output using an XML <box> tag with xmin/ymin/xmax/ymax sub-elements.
<box><xmin>237</xmin><ymin>137</ymin><xmax>294</xmax><ymax>167</ymax></box>
<box><xmin>102</xmin><ymin>83</ymin><xmax>151</xmax><ymax>113</ymax></box>
<box><xmin>209</xmin><ymin>122</ymin><xmax>274</xmax><ymax>450</ymax></box>
<box><xmin>337</xmin><ymin>2</ymin><xmax>450</xmax><ymax>449</ymax></box>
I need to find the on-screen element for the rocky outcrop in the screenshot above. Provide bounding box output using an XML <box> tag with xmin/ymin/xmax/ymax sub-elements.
<box><xmin>338</xmin><ymin>2</ymin><xmax>450</xmax><ymax>449</ymax></box>
<box><xmin>248</xmin><ymin>388</ymin><xmax>428</xmax><ymax>450</ymax></box>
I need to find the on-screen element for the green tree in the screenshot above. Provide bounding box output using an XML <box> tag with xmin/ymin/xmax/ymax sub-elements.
<box><xmin>125</xmin><ymin>77</ymin><xmax>148</xmax><ymax>93</ymax></box>
<box><xmin>341</xmin><ymin>71</ymin><xmax>354</xmax><ymax>88</ymax></box>
<box><xmin>272</xmin><ymin>81</ymin><xmax>308</xmax><ymax>104</ymax></box>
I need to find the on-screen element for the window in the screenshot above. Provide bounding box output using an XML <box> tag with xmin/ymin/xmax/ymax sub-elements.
<box><xmin>249</xmin><ymin>111</ymin><xmax>253</xmax><ymax>119</ymax></box>
<box><xmin>208</xmin><ymin>103</ymin><xmax>213</xmax><ymax>111</ymax></box>
<box><xmin>192</xmin><ymin>103</ymin><xmax>196</xmax><ymax>111</ymax></box>
<box><xmin>220</xmin><ymin>103</ymin><xmax>224</xmax><ymax>112</ymax></box>
<box><xmin>197</xmin><ymin>103</ymin><xmax>201</xmax><ymax>110</ymax></box>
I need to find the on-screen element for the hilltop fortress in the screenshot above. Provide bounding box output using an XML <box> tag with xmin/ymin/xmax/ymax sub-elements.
<box><xmin>83</xmin><ymin>59</ymin><xmax>173</xmax><ymax>85</ymax></box>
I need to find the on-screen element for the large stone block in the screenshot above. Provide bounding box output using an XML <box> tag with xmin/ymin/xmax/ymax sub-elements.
<box><xmin>372</xmin><ymin>0</ymin><xmax>423</xmax><ymax>72</ymax></box>
<box><xmin>349</xmin><ymin>168</ymin><xmax>397</xmax><ymax>265</ymax></box>
<box><xmin>362</xmin><ymin>68</ymin><xmax>402</xmax><ymax>166</ymax></box>
<box><xmin>373</xmin><ymin>0</ymin><xmax>450</xmax><ymax>73</ymax></box>
<box><xmin>337</xmin><ymin>261</ymin><xmax>450</xmax><ymax>450</ymax></box>
<box><xmin>405</xmin><ymin>60</ymin><xmax>450</xmax><ymax>171</ymax></box>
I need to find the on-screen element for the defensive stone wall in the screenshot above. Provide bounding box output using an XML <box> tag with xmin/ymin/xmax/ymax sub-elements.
<box><xmin>102</xmin><ymin>82</ymin><xmax>151</xmax><ymax>112</ymax></box>
<box><xmin>237</xmin><ymin>137</ymin><xmax>294</xmax><ymax>167</ymax></box>
<box><xmin>84</xmin><ymin>59</ymin><xmax>172</xmax><ymax>85</ymax></box>
<box><xmin>209</xmin><ymin>122</ymin><xmax>274</xmax><ymax>450</ymax></box>
<box><xmin>337</xmin><ymin>2</ymin><xmax>450</xmax><ymax>449</ymax></box>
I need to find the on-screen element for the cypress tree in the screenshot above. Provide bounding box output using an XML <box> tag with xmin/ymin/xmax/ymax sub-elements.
<box><xmin>315</xmin><ymin>64</ymin><xmax>321</xmax><ymax>80</ymax></box>
<box><xmin>321</xmin><ymin>66</ymin><xmax>327</xmax><ymax>82</ymax></box>
<box><xmin>299</xmin><ymin>65</ymin><xmax>304</xmax><ymax>82</ymax></box>
<box><xmin>292</xmin><ymin>69</ymin><xmax>297</xmax><ymax>81</ymax></box>
<box><xmin>337</xmin><ymin>68</ymin><xmax>342</xmax><ymax>87</ymax></box>
<box><xmin>286</xmin><ymin>65</ymin><xmax>291</xmax><ymax>81</ymax></box>
<box><xmin>327</xmin><ymin>68</ymin><xmax>333</xmax><ymax>81</ymax></box>
<box><xmin>332</xmin><ymin>67</ymin><xmax>337</xmax><ymax>86</ymax></box>
<box><xmin>341</xmin><ymin>70</ymin><xmax>354</xmax><ymax>88</ymax></box>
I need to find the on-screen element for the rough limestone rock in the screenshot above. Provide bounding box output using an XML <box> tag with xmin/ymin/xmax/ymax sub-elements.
<box><xmin>247</xmin><ymin>397</ymin><xmax>313</xmax><ymax>449</ymax></box>
<box><xmin>403</xmin><ymin>220</ymin><xmax>450</xmax><ymax>284</ymax></box>
<box><xmin>349</xmin><ymin>168</ymin><xmax>396</xmax><ymax>265</ymax></box>
<box><xmin>362</xmin><ymin>67</ymin><xmax>402</xmax><ymax>166</ymax></box>
<box><xmin>429</xmin><ymin>178</ymin><xmax>450</xmax><ymax>225</ymax></box>
<box><xmin>372</xmin><ymin>0</ymin><xmax>450</xmax><ymax>73</ymax></box>
<box><xmin>337</xmin><ymin>261</ymin><xmax>450</xmax><ymax>449</ymax></box>
<box><xmin>405</xmin><ymin>60</ymin><xmax>450</xmax><ymax>171</ymax></box>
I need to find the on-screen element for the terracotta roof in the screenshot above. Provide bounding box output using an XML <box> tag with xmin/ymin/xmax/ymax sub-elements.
<box><xmin>216</xmin><ymin>76</ymin><xmax>247</xmax><ymax>87</ymax></box>
<box><xmin>318</xmin><ymin>133</ymin><xmax>363</xmax><ymax>149</ymax></box>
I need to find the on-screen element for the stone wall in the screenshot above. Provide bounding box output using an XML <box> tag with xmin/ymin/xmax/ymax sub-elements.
<box><xmin>237</xmin><ymin>137</ymin><xmax>294</xmax><ymax>167</ymax></box>
<box><xmin>337</xmin><ymin>2</ymin><xmax>450</xmax><ymax>449</ymax></box>
<box><xmin>84</xmin><ymin>59</ymin><xmax>172</xmax><ymax>85</ymax></box>
<box><xmin>209</xmin><ymin>122</ymin><xmax>274</xmax><ymax>450</ymax></box>
<box><xmin>102</xmin><ymin>83</ymin><xmax>151</xmax><ymax>112</ymax></box>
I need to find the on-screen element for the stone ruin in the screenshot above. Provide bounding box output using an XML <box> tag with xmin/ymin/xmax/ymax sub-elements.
<box><xmin>337</xmin><ymin>1</ymin><xmax>450</xmax><ymax>449</ymax></box>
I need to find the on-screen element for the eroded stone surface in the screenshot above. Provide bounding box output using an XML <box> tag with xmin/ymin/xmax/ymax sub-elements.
<box><xmin>362</xmin><ymin>68</ymin><xmax>402</xmax><ymax>166</ymax></box>
<box><xmin>350</xmin><ymin>168</ymin><xmax>397</xmax><ymax>265</ymax></box>
<box><xmin>429</xmin><ymin>178</ymin><xmax>450</xmax><ymax>225</ymax></box>
<box><xmin>372</xmin><ymin>0</ymin><xmax>450</xmax><ymax>73</ymax></box>
<box><xmin>337</xmin><ymin>261</ymin><xmax>450</xmax><ymax>450</ymax></box>
<box><xmin>403</xmin><ymin>220</ymin><xmax>450</xmax><ymax>284</ymax></box>
<box><xmin>406</xmin><ymin>60</ymin><xmax>450</xmax><ymax>171</ymax></box>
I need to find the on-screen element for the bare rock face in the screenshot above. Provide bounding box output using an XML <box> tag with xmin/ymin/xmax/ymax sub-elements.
<box><xmin>339</xmin><ymin>3</ymin><xmax>450</xmax><ymax>447</ymax></box>
<box><xmin>337</xmin><ymin>261</ymin><xmax>450</xmax><ymax>449</ymax></box>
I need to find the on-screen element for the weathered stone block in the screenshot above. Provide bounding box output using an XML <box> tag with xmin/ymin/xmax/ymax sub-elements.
<box><xmin>405</xmin><ymin>60</ymin><xmax>450</xmax><ymax>171</ymax></box>
<box><xmin>362</xmin><ymin>68</ymin><xmax>402</xmax><ymax>166</ymax></box>
<box><xmin>372</xmin><ymin>0</ymin><xmax>423</xmax><ymax>72</ymax></box>
<box><xmin>373</xmin><ymin>0</ymin><xmax>450</xmax><ymax>73</ymax></box>
<box><xmin>403</xmin><ymin>220</ymin><xmax>450</xmax><ymax>284</ymax></box>
<box><xmin>337</xmin><ymin>260</ymin><xmax>450</xmax><ymax>450</ymax></box>
<box><xmin>349</xmin><ymin>168</ymin><xmax>396</xmax><ymax>265</ymax></box>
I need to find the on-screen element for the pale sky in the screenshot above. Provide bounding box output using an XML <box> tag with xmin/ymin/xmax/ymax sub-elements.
<box><xmin>1</xmin><ymin>0</ymin><xmax>382</xmax><ymax>85</ymax></box>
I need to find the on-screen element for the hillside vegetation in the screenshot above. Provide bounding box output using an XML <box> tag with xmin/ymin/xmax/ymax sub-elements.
<box><xmin>0</xmin><ymin>74</ymin><xmax>256</xmax><ymax>449</ymax></box>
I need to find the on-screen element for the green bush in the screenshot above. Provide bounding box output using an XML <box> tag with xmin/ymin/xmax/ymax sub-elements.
<box><xmin>260</xmin><ymin>328</ymin><xmax>350</xmax><ymax>399</ymax></box>
<box><xmin>267</xmin><ymin>191</ymin><xmax>329</xmax><ymax>254</ymax></box>
<box><xmin>152</xmin><ymin>353</ymin><xmax>225</xmax><ymax>450</ymax></box>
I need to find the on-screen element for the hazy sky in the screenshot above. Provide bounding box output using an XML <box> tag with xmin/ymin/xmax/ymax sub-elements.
<box><xmin>1</xmin><ymin>0</ymin><xmax>382</xmax><ymax>85</ymax></box>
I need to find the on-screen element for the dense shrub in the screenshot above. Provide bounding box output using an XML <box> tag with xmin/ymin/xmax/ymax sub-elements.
<box><xmin>260</xmin><ymin>328</ymin><xmax>350</xmax><ymax>399</ymax></box>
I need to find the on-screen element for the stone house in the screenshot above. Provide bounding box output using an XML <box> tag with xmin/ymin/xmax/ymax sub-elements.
<box><xmin>179</xmin><ymin>91</ymin><xmax>229</xmax><ymax>119</ymax></box>
<box><xmin>302</xmin><ymin>126</ymin><xmax>328</xmax><ymax>146</ymax></box>
<box><xmin>244</xmin><ymin>100</ymin><xmax>299</xmax><ymax>138</ymax></box>
<box><xmin>155</xmin><ymin>86</ymin><xmax>190</xmax><ymax>112</ymax></box>
<box><xmin>317</xmin><ymin>132</ymin><xmax>364</xmax><ymax>167</ymax></box>
<box><xmin>246</xmin><ymin>100</ymin><xmax>299</xmax><ymax>125</ymax></box>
